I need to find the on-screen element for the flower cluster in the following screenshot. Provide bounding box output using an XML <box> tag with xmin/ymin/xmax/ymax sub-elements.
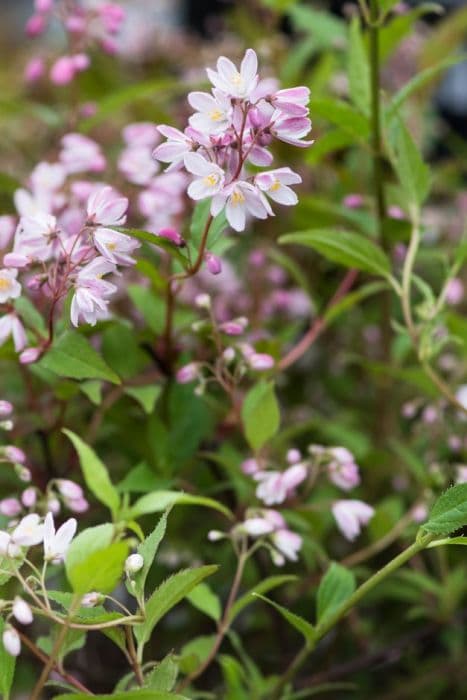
<box><xmin>24</xmin><ymin>0</ymin><xmax>126</xmax><ymax>85</ymax></box>
<box><xmin>0</xmin><ymin>134</ymin><xmax>141</xmax><ymax>361</ymax></box>
<box><xmin>153</xmin><ymin>49</ymin><xmax>312</xmax><ymax>232</ymax></box>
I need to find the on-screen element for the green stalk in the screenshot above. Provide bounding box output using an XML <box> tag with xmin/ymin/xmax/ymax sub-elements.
<box><xmin>269</xmin><ymin>532</ymin><xmax>434</xmax><ymax>699</ymax></box>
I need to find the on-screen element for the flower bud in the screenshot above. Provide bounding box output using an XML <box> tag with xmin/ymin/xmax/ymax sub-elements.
<box><xmin>286</xmin><ymin>449</ymin><xmax>301</xmax><ymax>464</ymax></box>
<box><xmin>50</xmin><ymin>56</ymin><xmax>76</xmax><ymax>86</ymax></box>
<box><xmin>158</xmin><ymin>228</ymin><xmax>185</xmax><ymax>247</ymax></box>
<box><xmin>81</xmin><ymin>591</ymin><xmax>104</xmax><ymax>608</ymax></box>
<box><xmin>47</xmin><ymin>497</ymin><xmax>61</xmax><ymax>515</ymax></box>
<box><xmin>66</xmin><ymin>497</ymin><xmax>89</xmax><ymax>514</ymax></box>
<box><xmin>21</xmin><ymin>488</ymin><xmax>37</xmax><ymax>508</ymax></box>
<box><xmin>35</xmin><ymin>0</ymin><xmax>53</xmax><ymax>12</ymax></box>
<box><xmin>3</xmin><ymin>253</ymin><xmax>29</xmax><ymax>268</ymax></box>
<box><xmin>17</xmin><ymin>467</ymin><xmax>32</xmax><ymax>483</ymax></box>
<box><xmin>25</xmin><ymin>14</ymin><xmax>46</xmax><ymax>37</ymax></box>
<box><xmin>176</xmin><ymin>363</ymin><xmax>200</xmax><ymax>384</ymax></box>
<box><xmin>207</xmin><ymin>530</ymin><xmax>224</xmax><ymax>541</ymax></box>
<box><xmin>56</xmin><ymin>479</ymin><xmax>83</xmax><ymax>500</ymax></box>
<box><xmin>205</xmin><ymin>252</ymin><xmax>222</xmax><ymax>275</ymax></box>
<box><xmin>222</xmin><ymin>347</ymin><xmax>235</xmax><ymax>363</ymax></box>
<box><xmin>0</xmin><ymin>499</ymin><xmax>22</xmax><ymax>517</ymax></box>
<box><xmin>248</xmin><ymin>353</ymin><xmax>274</xmax><ymax>370</ymax></box>
<box><xmin>2</xmin><ymin>627</ymin><xmax>20</xmax><ymax>656</ymax></box>
<box><xmin>125</xmin><ymin>553</ymin><xmax>144</xmax><ymax>574</ymax></box>
<box><xmin>13</xmin><ymin>597</ymin><xmax>33</xmax><ymax>625</ymax></box>
<box><xmin>195</xmin><ymin>293</ymin><xmax>211</xmax><ymax>309</ymax></box>
<box><xmin>4</xmin><ymin>446</ymin><xmax>26</xmax><ymax>464</ymax></box>
<box><xmin>0</xmin><ymin>401</ymin><xmax>13</xmax><ymax>417</ymax></box>
<box><xmin>19</xmin><ymin>347</ymin><xmax>41</xmax><ymax>365</ymax></box>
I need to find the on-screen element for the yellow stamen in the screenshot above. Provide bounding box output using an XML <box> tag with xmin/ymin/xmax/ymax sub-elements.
<box><xmin>209</xmin><ymin>110</ymin><xmax>224</xmax><ymax>122</ymax></box>
<box><xmin>203</xmin><ymin>174</ymin><xmax>219</xmax><ymax>187</ymax></box>
<box><xmin>0</xmin><ymin>278</ymin><xmax>12</xmax><ymax>291</ymax></box>
<box><xmin>231</xmin><ymin>190</ymin><xmax>245</xmax><ymax>206</ymax></box>
<box><xmin>269</xmin><ymin>179</ymin><xmax>281</xmax><ymax>192</ymax></box>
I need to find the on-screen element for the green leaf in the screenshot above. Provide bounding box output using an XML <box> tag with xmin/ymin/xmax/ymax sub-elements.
<box><xmin>229</xmin><ymin>575</ymin><xmax>297</xmax><ymax>622</ymax></box>
<box><xmin>312</xmin><ymin>98</ymin><xmax>370</xmax><ymax>142</ymax></box>
<box><xmin>348</xmin><ymin>17</ymin><xmax>370</xmax><ymax>115</ymax></box>
<box><xmin>316</xmin><ymin>563</ymin><xmax>356</xmax><ymax>625</ymax></box>
<box><xmin>63</xmin><ymin>430</ymin><xmax>120</xmax><ymax>517</ymax></box>
<box><xmin>67</xmin><ymin>541</ymin><xmax>129</xmax><ymax>594</ymax></box>
<box><xmin>65</xmin><ymin>524</ymin><xmax>114</xmax><ymax>587</ymax></box>
<box><xmin>146</xmin><ymin>654</ymin><xmax>178</xmax><ymax>691</ymax></box>
<box><xmin>391</xmin><ymin>120</ymin><xmax>431</xmax><ymax>209</ymax></box>
<box><xmin>427</xmin><ymin>536</ymin><xmax>467</xmax><ymax>548</ymax></box>
<box><xmin>423</xmin><ymin>484</ymin><xmax>467</xmax><ymax>535</ymax></box>
<box><xmin>0</xmin><ymin>618</ymin><xmax>16</xmax><ymax>700</ymax></box>
<box><xmin>242</xmin><ymin>381</ymin><xmax>280</xmax><ymax>452</ymax></box>
<box><xmin>280</xmin><ymin>229</ymin><xmax>391</xmax><ymax>278</ymax></box>
<box><xmin>40</xmin><ymin>331</ymin><xmax>120</xmax><ymax>384</ymax></box>
<box><xmin>125</xmin><ymin>385</ymin><xmax>161</xmax><ymax>414</ymax></box>
<box><xmin>135</xmin><ymin>565</ymin><xmax>218</xmax><ymax>649</ymax></box>
<box><xmin>132</xmin><ymin>510</ymin><xmax>169</xmax><ymax>598</ymax></box>
<box><xmin>80</xmin><ymin>380</ymin><xmax>102</xmax><ymax>405</ymax></box>
<box><xmin>113</xmin><ymin>227</ymin><xmax>188</xmax><ymax>266</ymax></box>
<box><xmin>55</xmin><ymin>692</ymin><xmax>188</xmax><ymax>700</ymax></box>
<box><xmin>129</xmin><ymin>490</ymin><xmax>232</xmax><ymax>520</ymax></box>
<box><xmin>253</xmin><ymin>594</ymin><xmax>315</xmax><ymax>645</ymax></box>
<box><xmin>190</xmin><ymin>199</ymin><xmax>229</xmax><ymax>252</ymax></box>
<box><xmin>187</xmin><ymin>582</ymin><xmax>221</xmax><ymax>622</ymax></box>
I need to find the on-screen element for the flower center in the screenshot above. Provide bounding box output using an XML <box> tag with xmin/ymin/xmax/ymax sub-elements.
<box><xmin>203</xmin><ymin>174</ymin><xmax>219</xmax><ymax>187</ymax></box>
<box><xmin>231</xmin><ymin>190</ymin><xmax>245</xmax><ymax>206</ymax></box>
<box><xmin>209</xmin><ymin>110</ymin><xmax>224</xmax><ymax>122</ymax></box>
<box><xmin>0</xmin><ymin>278</ymin><xmax>13</xmax><ymax>291</ymax></box>
<box><xmin>269</xmin><ymin>179</ymin><xmax>281</xmax><ymax>192</ymax></box>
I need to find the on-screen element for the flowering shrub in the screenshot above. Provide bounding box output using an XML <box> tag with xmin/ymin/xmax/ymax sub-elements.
<box><xmin>0</xmin><ymin>0</ymin><xmax>467</xmax><ymax>698</ymax></box>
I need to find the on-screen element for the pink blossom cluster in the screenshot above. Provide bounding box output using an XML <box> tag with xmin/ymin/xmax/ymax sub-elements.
<box><xmin>0</xmin><ymin>478</ymin><xmax>88</xmax><ymax>523</ymax></box>
<box><xmin>153</xmin><ymin>49</ymin><xmax>313</xmax><ymax>232</ymax></box>
<box><xmin>0</xmin><ymin>133</ymin><xmax>140</xmax><ymax>362</ymax></box>
<box><xmin>24</xmin><ymin>0</ymin><xmax>126</xmax><ymax>86</ymax></box>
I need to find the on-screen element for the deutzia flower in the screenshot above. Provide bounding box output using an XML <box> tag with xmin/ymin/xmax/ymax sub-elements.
<box><xmin>70</xmin><ymin>257</ymin><xmax>117</xmax><ymax>327</ymax></box>
<box><xmin>43</xmin><ymin>511</ymin><xmax>77</xmax><ymax>563</ymax></box>
<box><xmin>211</xmin><ymin>181</ymin><xmax>270</xmax><ymax>232</ymax></box>
<box><xmin>184</xmin><ymin>153</ymin><xmax>225</xmax><ymax>200</ymax></box>
<box><xmin>188</xmin><ymin>89</ymin><xmax>233</xmax><ymax>135</ymax></box>
<box><xmin>255</xmin><ymin>168</ymin><xmax>302</xmax><ymax>206</ymax></box>
<box><xmin>0</xmin><ymin>269</ymin><xmax>21</xmax><ymax>303</ymax></box>
<box><xmin>206</xmin><ymin>48</ymin><xmax>258</xmax><ymax>99</ymax></box>
<box><xmin>11</xmin><ymin>513</ymin><xmax>44</xmax><ymax>547</ymax></box>
<box><xmin>332</xmin><ymin>500</ymin><xmax>375</xmax><ymax>541</ymax></box>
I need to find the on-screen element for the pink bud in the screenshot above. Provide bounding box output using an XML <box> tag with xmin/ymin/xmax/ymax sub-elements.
<box><xmin>176</xmin><ymin>362</ymin><xmax>200</xmax><ymax>384</ymax></box>
<box><xmin>19</xmin><ymin>347</ymin><xmax>42</xmax><ymax>365</ymax></box>
<box><xmin>241</xmin><ymin>458</ymin><xmax>260</xmax><ymax>475</ymax></box>
<box><xmin>0</xmin><ymin>401</ymin><xmax>13</xmax><ymax>417</ymax></box>
<box><xmin>205</xmin><ymin>252</ymin><xmax>222</xmax><ymax>275</ymax></box>
<box><xmin>56</xmin><ymin>479</ymin><xmax>83</xmax><ymax>500</ymax></box>
<box><xmin>0</xmin><ymin>498</ymin><xmax>22</xmax><ymax>517</ymax></box>
<box><xmin>343</xmin><ymin>194</ymin><xmax>364</xmax><ymax>209</ymax></box>
<box><xmin>219</xmin><ymin>320</ymin><xmax>247</xmax><ymax>336</ymax></box>
<box><xmin>66</xmin><ymin>497</ymin><xmax>89</xmax><ymax>513</ymax></box>
<box><xmin>24</xmin><ymin>56</ymin><xmax>45</xmax><ymax>83</ymax></box>
<box><xmin>81</xmin><ymin>591</ymin><xmax>104</xmax><ymax>607</ymax></box>
<box><xmin>50</xmin><ymin>56</ymin><xmax>76</xmax><ymax>86</ymax></box>
<box><xmin>248</xmin><ymin>353</ymin><xmax>275</xmax><ymax>370</ymax></box>
<box><xmin>3</xmin><ymin>253</ymin><xmax>29</xmax><ymax>268</ymax></box>
<box><xmin>25</xmin><ymin>14</ymin><xmax>47</xmax><ymax>37</ymax></box>
<box><xmin>287</xmin><ymin>449</ymin><xmax>301</xmax><ymax>464</ymax></box>
<box><xmin>4</xmin><ymin>446</ymin><xmax>26</xmax><ymax>464</ymax></box>
<box><xmin>21</xmin><ymin>488</ymin><xmax>37</xmax><ymax>508</ymax></box>
<box><xmin>158</xmin><ymin>228</ymin><xmax>185</xmax><ymax>247</ymax></box>
<box><xmin>47</xmin><ymin>497</ymin><xmax>61</xmax><ymax>515</ymax></box>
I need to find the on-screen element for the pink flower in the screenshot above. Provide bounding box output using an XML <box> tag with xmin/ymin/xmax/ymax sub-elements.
<box><xmin>445</xmin><ymin>278</ymin><xmax>464</xmax><ymax>306</ymax></box>
<box><xmin>255</xmin><ymin>168</ymin><xmax>302</xmax><ymax>206</ymax></box>
<box><xmin>0</xmin><ymin>269</ymin><xmax>21</xmax><ymax>303</ymax></box>
<box><xmin>123</xmin><ymin>122</ymin><xmax>160</xmax><ymax>147</ymax></box>
<box><xmin>343</xmin><ymin>194</ymin><xmax>364</xmax><ymax>209</ymax></box>
<box><xmin>176</xmin><ymin>362</ymin><xmax>200</xmax><ymax>384</ymax></box>
<box><xmin>211</xmin><ymin>181</ymin><xmax>271</xmax><ymax>232</ymax></box>
<box><xmin>206</xmin><ymin>48</ymin><xmax>258</xmax><ymax>99</ymax></box>
<box><xmin>0</xmin><ymin>216</ymin><xmax>16</xmax><ymax>249</ymax></box>
<box><xmin>270</xmin><ymin>113</ymin><xmax>313</xmax><ymax>148</ymax></box>
<box><xmin>270</xmin><ymin>86</ymin><xmax>310</xmax><ymax>116</ymax></box>
<box><xmin>248</xmin><ymin>353</ymin><xmax>275</xmax><ymax>370</ymax></box>
<box><xmin>20</xmin><ymin>347</ymin><xmax>42</xmax><ymax>365</ymax></box>
<box><xmin>4</xmin><ymin>446</ymin><xmax>26</xmax><ymax>464</ymax></box>
<box><xmin>0</xmin><ymin>315</ymin><xmax>26</xmax><ymax>352</ymax></box>
<box><xmin>271</xmin><ymin>529</ymin><xmax>302</xmax><ymax>564</ymax></box>
<box><xmin>254</xmin><ymin>464</ymin><xmax>307</xmax><ymax>505</ymax></box>
<box><xmin>205</xmin><ymin>252</ymin><xmax>222</xmax><ymax>275</ymax></box>
<box><xmin>332</xmin><ymin>500</ymin><xmax>375</xmax><ymax>541</ymax></box>
<box><xmin>99</xmin><ymin>3</ymin><xmax>126</xmax><ymax>33</ymax></box>
<box><xmin>56</xmin><ymin>480</ymin><xmax>83</xmax><ymax>500</ymax></box>
<box><xmin>241</xmin><ymin>458</ymin><xmax>260</xmax><ymax>475</ymax></box>
<box><xmin>0</xmin><ymin>498</ymin><xmax>22</xmax><ymax>517</ymax></box>
<box><xmin>70</xmin><ymin>257</ymin><xmax>117</xmax><ymax>327</ymax></box>
<box><xmin>26</xmin><ymin>13</ymin><xmax>47</xmax><ymax>37</ymax></box>
<box><xmin>35</xmin><ymin>0</ymin><xmax>54</xmax><ymax>12</ymax></box>
<box><xmin>153</xmin><ymin>126</ymin><xmax>196</xmax><ymax>171</ymax></box>
<box><xmin>118</xmin><ymin>146</ymin><xmax>159</xmax><ymax>185</ymax></box>
<box><xmin>86</xmin><ymin>186</ymin><xmax>128</xmax><ymax>226</ymax></box>
<box><xmin>188</xmin><ymin>90</ymin><xmax>233</xmax><ymax>135</ymax></box>
<box><xmin>93</xmin><ymin>228</ymin><xmax>139</xmax><ymax>266</ymax></box>
<box><xmin>184</xmin><ymin>153</ymin><xmax>225</xmax><ymax>200</ymax></box>
<box><xmin>0</xmin><ymin>400</ymin><xmax>13</xmax><ymax>417</ymax></box>
<box><xmin>59</xmin><ymin>134</ymin><xmax>106</xmax><ymax>174</ymax></box>
<box><xmin>327</xmin><ymin>448</ymin><xmax>360</xmax><ymax>491</ymax></box>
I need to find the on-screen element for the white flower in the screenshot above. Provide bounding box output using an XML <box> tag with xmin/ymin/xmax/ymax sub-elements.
<box><xmin>125</xmin><ymin>553</ymin><xmax>144</xmax><ymax>574</ymax></box>
<box><xmin>255</xmin><ymin>167</ymin><xmax>302</xmax><ymax>206</ymax></box>
<box><xmin>206</xmin><ymin>48</ymin><xmax>258</xmax><ymax>99</ymax></box>
<box><xmin>332</xmin><ymin>500</ymin><xmax>375</xmax><ymax>541</ymax></box>
<box><xmin>184</xmin><ymin>153</ymin><xmax>225</xmax><ymax>200</ymax></box>
<box><xmin>86</xmin><ymin>186</ymin><xmax>128</xmax><ymax>226</ymax></box>
<box><xmin>2</xmin><ymin>627</ymin><xmax>21</xmax><ymax>657</ymax></box>
<box><xmin>0</xmin><ymin>314</ymin><xmax>27</xmax><ymax>352</ymax></box>
<box><xmin>271</xmin><ymin>529</ymin><xmax>302</xmax><ymax>563</ymax></box>
<box><xmin>93</xmin><ymin>227</ymin><xmax>139</xmax><ymax>266</ymax></box>
<box><xmin>211</xmin><ymin>181</ymin><xmax>271</xmax><ymax>232</ymax></box>
<box><xmin>12</xmin><ymin>597</ymin><xmax>33</xmax><ymax>625</ymax></box>
<box><xmin>11</xmin><ymin>513</ymin><xmax>44</xmax><ymax>547</ymax></box>
<box><xmin>0</xmin><ymin>269</ymin><xmax>21</xmax><ymax>303</ymax></box>
<box><xmin>188</xmin><ymin>89</ymin><xmax>233</xmax><ymax>135</ymax></box>
<box><xmin>43</xmin><ymin>512</ymin><xmax>77</xmax><ymax>563</ymax></box>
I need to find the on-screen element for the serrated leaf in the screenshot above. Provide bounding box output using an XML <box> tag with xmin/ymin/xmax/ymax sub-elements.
<box><xmin>135</xmin><ymin>565</ymin><xmax>218</xmax><ymax>649</ymax></box>
<box><xmin>254</xmin><ymin>594</ymin><xmax>315</xmax><ymax>645</ymax></box>
<box><xmin>316</xmin><ymin>563</ymin><xmax>356</xmax><ymax>625</ymax></box>
<box><xmin>392</xmin><ymin>119</ymin><xmax>431</xmax><ymax>209</ymax></box>
<box><xmin>423</xmin><ymin>484</ymin><xmax>467</xmax><ymax>535</ymax></box>
<box><xmin>67</xmin><ymin>541</ymin><xmax>129</xmax><ymax>594</ymax></box>
<box><xmin>242</xmin><ymin>381</ymin><xmax>280</xmax><ymax>452</ymax></box>
<box><xmin>40</xmin><ymin>331</ymin><xmax>120</xmax><ymax>384</ymax></box>
<box><xmin>280</xmin><ymin>229</ymin><xmax>391</xmax><ymax>278</ymax></box>
<box><xmin>348</xmin><ymin>17</ymin><xmax>370</xmax><ymax>115</ymax></box>
<box><xmin>63</xmin><ymin>430</ymin><xmax>120</xmax><ymax>517</ymax></box>
<box><xmin>132</xmin><ymin>510</ymin><xmax>169</xmax><ymax>599</ymax></box>
<box><xmin>129</xmin><ymin>490</ymin><xmax>232</xmax><ymax>520</ymax></box>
